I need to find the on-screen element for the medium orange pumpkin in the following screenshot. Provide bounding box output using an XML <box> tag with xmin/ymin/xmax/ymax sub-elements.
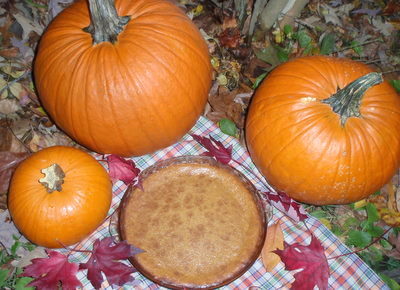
<box><xmin>34</xmin><ymin>0</ymin><xmax>212</xmax><ymax>157</ymax></box>
<box><xmin>246</xmin><ymin>56</ymin><xmax>400</xmax><ymax>205</ymax></box>
<box><xmin>8</xmin><ymin>146</ymin><xmax>112</xmax><ymax>248</ymax></box>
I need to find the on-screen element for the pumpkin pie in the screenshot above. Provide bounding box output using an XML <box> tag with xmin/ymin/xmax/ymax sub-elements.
<box><xmin>119</xmin><ymin>156</ymin><xmax>266</xmax><ymax>289</ymax></box>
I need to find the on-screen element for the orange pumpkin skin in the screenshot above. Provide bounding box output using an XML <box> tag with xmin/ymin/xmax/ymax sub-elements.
<box><xmin>8</xmin><ymin>146</ymin><xmax>112</xmax><ymax>248</ymax></box>
<box><xmin>246</xmin><ymin>56</ymin><xmax>400</xmax><ymax>205</ymax></box>
<box><xmin>34</xmin><ymin>0</ymin><xmax>212</xmax><ymax>157</ymax></box>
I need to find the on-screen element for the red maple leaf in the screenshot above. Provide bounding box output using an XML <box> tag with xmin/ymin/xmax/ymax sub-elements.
<box><xmin>79</xmin><ymin>237</ymin><xmax>142</xmax><ymax>289</ymax></box>
<box><xmin>274</xmin><ymin>234</ymin><xmax>330</xmax><ymax>290</ymax></box>
<box><xmin>22</xmin><ymin>250</ymin><xmax>82</xmax><ymax>290</ymax></box>
<box><xmin>265</xmin><ymin>191</ymin><xmax>308</xmax><ymax>222</ymax></box>
<box><xmin>106</xmin><ymin>154</ymin><xmax>140</xmax><ymax>185</ymax></box>
<box><xmin>191</xmin><ymin>134</ymin><xmax>232</xmax><ymax>164</ymax></box>
<box><xmin>218</xmin><ymin>27</ymin><xmax>241</xmax><ymax>48</ymax></box>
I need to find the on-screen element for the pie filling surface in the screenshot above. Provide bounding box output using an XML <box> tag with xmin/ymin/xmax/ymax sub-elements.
<box><xmin>120</xmin><ymin>158</ymin><xmax>265</xmax><ymax>288</ymax></box>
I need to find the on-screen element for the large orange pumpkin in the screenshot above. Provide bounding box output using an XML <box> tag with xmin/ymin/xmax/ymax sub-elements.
<box><xmin>8</xmin><ymin>146</ymin><xmax>112</xmax><ymax>248</ymax></box>
<box><xmin>34</xmin><ymin>0</ymin><xmax>212</xmax><ymax>156</ymax></box>
<box><xmin>246</xmin><ymin>56</ymin><xmax>400</xmax><ymax>205</ymax></box>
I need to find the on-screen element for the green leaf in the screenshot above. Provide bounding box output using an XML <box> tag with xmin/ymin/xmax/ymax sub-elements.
<box><xmin>366</xmin><ymin>203</ymin><xmax>380</xmax><ymax>224</ymax></box>
<box><xmin>254</xmin><ymin>46</ymin><xmax>281</xmax><ymax>67</ymax></box>
<box><xmin>24</xmin><ymin>0</ymin><xmax>47</xmax><ymax>9</ymax></box>
<box><xmin>380</xmin><ymin>238</ymin><xmax>392</xmax><ymax>250</ymax></box>
<box><xmin>366</xmin><ymin>223</ymin><xmax>384</xmax><ymax>238</ymax></box>
<box><xmin>283</xmin><ymin>24</ymin><xmax>293</xmax><ymax>38</ymax></box>
<box><xmin>21</xmin><ymin>242</ymin><xmax>36</xmax><ymax>252</ymax></box>
<box><xmin>379</xmin><ymin>274</ymin><xmax>400</xmax><ymax>290</ymax></box>
<box><xmin>309</xmin><ymin>210</ymin><xmax>327</xmax><ymax>219</ymax></box>
<box><xmin>218</xmin><ymin>118</ymin><xmax>238</xmax><ymax>137</ymax></box>
<box><xmin>331</xmin><ymin>224</ymin><xmax>344</xmax><ymax>237</ymax></box>
<box><xmin>0</xmin><ymin>250</ymin><xmax>10</xmax><ymax>265</ymax></box>
<box><xmin>344</xmin><ymin>216</ymin><xmax>360</xmax><ymax>228</ymax></box>
<box><xmin>11</xmin><ymin>243</ymin><xmax>20</xmax><ymax>257</ymax></box>
<box><xmin>15</xmin><ymin>277</ymin><xmax>35</xmax><ymax>290</ymax></box>
<box><xmin>359</xmin><ymin>246</ymin><xmax>383</xmax><ymax>269</ymax></box>
<box><xmin>0</xmin><ymin>269</ymin><xmax>9</xmax><ymax>286</ymax></box>
<box><xmin>360</xmin><ymin>219</ymin><xmax>368</xmax><ymax>229</ymax></box>
<box><xmin>253</xmin><ymin>72</ymin><xmax>267</xmax><ymax>89</ymax></box>
<box><xmin>346</xmin><ymin>230</ymin><xmax>372</xmax><ymax>248</ymax></box>
<box><xmin>302</xmin><ymin>43</ymin><xmax>314</xmax><ymax>56</ymax></box>
<box><xmin>320</xmin><ymin>33</ymin><xmax>336</xmax><ymax>55</ymax></box>
<box><xmin>15</xmin><ymin>267</ymin><xmax>23</xmax><ymax>275</ymax></box>
<box><xmin>386</xmin><ymin>256</ymin><xmax>400</xmax><ymax>270</ymax></box>
<box><xmin>350</xmin><ymin>40</ymin><xmax>363</xmax><ymax>55</ymax></box>
<box><xmin>275</xmin><ymin>46</ymin><xmax>289</xmax><ymax>62</ymax></box>
<box><xmin>297</xmin><ymin>30</ymin><xmax>312</xmax><ymax>48</ymax></box>
<box><xmin>389</xmin><ymin>80</ymin><xmax>400</xmax><ymax>93</ymax></box>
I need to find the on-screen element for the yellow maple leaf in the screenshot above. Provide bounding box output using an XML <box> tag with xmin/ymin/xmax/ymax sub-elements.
<box><xmin>368</xmin><ymin>181</ymin><xmax>400</xmax><ymax>227</ymax></box>
<box><xmin>262</xmin><ymin>219</ymin><xmax>284</xmax><ymax>272</ymax></box>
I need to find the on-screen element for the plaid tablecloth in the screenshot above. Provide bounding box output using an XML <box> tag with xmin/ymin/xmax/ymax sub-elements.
<box><xmin>70</xmin><ymin>116</ymin><xmax>387</xmax><ymax>289</ymax></box>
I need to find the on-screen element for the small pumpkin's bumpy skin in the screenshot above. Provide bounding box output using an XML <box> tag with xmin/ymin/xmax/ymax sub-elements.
<box><xmin>8</xmin><ymin>146</ymin><xmax>112</xmax><ymax>248</ymax></box>
<box><xmin>246</xmin><ymin>56</ymin><xmax>400</xmax><ymax>205</ymax></box>
<box><xmin>34</xmin><ymin>0</ymin><xmax>212</xmax><ymax>156</ymax></box>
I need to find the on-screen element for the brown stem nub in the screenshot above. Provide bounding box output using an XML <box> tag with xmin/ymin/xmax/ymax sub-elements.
<box><xmin>39</xmin><ymin>164</ymin><xmax>65</xmax><ymax>193</ymax></box>
<box><xmin>321</xmin><ymin>72</ymin><xmax>383</xmax><ymax>126</ymax></box>
<box><xmin>84</xmin><ymin>0</ymin><xmax>130</xmax><ymax>44</ymax></box>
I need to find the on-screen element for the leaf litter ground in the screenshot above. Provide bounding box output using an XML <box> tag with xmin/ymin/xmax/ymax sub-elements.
<box><xmin>0</xmin><ymin>0</ymin><xmax>400</xmax><ymax>288</ymax></box>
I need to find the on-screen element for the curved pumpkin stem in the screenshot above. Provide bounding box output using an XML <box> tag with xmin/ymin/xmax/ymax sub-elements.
<box><xmin>321</xmin><ymin>72</ymin><xmax>383</xmax><ymax>126</ymax></box>
<box><xmin>39</xmin><ymin>164</ymin><xmax>65</xmax><ymax>193</ymax></box>
<box><xmin>84</xmin><ymin>0</ymin><xmax>130</xmax><ymax>44</ymax></box>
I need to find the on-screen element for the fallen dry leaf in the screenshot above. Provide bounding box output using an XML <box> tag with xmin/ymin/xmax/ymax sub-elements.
<box><xmin>23</xmin><ymin>250</ymin><xmax>82</xmax><ymax>290</ymax></box>
<box><xmin>386</xmin><ymin>181</ymin><xmax>400</xmax><ymax>212</ymax></box>
<box><xmin>0</xmin><ymin>98</ymin><xmax>20</xmax><ymax>115</ymax></box>
<box><xmin>387</xmin><ymin>232</ymin><xmax>400</xmax><ymax>260</ymax></box>
<box><xmin>106</xmin><ymin>154</ymin><xmax>140</xmax><ymax>185</ymax></box>
<box><xmin>0</xmin><ymin>118</ymin><xmax>31</xmax><ymax>153</ymax></box>
<box><xmin>368</xmin><ymin>179</ymin><xmax>400</xmax><ymax>227</ymax></box>
<box><xmin>0</xmin><ymin>119</ymin><xmax>12</xmax><ymax>151</ymax></box>
<box><xmin>207</xmin><ymin>85</ymin><xmax>247</xmax><ymax>129</ymax></box>
<box><xmin>0</xmin><ymin>210</ymin><xmax>28</xmax><ymax>248</ymax></box>
<box><xmin>222</xmin><ymin>16</ymin><xmax>238</xmax><ymax>30</ymax></box>
<box><xmin>0</xmin><ymin>47</ymin><xmax>20</xmax><ymax>58</ymax></box>
<box><xmin>0</xmin><ymin>14</ymin><xmax>14</xmax><ymax>47</ymax></box>
<box><xmin>274</xmin><ymin>234</ymin><xmax>329</xmax><ymax>290</ymax></box>
<box><xmin>265</xmin><ymin>191</ymin><xmax>309</xmax><ymax>222</ymax></box>
<box><xmin>191</xmin><ymin>134</ymin><xmax>233</xmax><ymax>165</ymax></box>
<box><xmin>382</xmin><ymin>0</ymin><xmax>400</xmax><ymax>15</ymax></box>
<box><xmin>0</xmin><ymin>151</ymin><xmax>30</xmax><ymax>194</ymax></box>
<box><xmin>218</xmin><ymin>27</ymin><xmax>242</xmax><ymax>48</ymax></box>
<box><xmin>262</xmin><ymin>219</ymin><xmax>284</xmax><ymax>272</ymax></box>
<box><xmin>27</xmin><ymin>130</ymin><xmax>76</xmax><ymax>152</ymax></box>
<box><xmin>79</xmin><ymin>237</ymin><xmax>142</xmax><ymax>289</ymax></box>
<box><xmin>12</xmin><ymin>12</ymin><xmax>44</xmax><ymax>40</ymax></box>
<box><xmin>12</xmin><ymin>246</ymin><xmax>48</xmax><ymax>268</ymax></box>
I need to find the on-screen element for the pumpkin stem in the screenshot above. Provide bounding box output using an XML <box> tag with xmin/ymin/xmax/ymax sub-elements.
<box><xmin>321</xmin><ymin>72</ymin><xmax>383</xmax><ymax>126</ymax></box>
<box><xmin>39</xmin><ymin>164</ymin><xmax>65</xmax><ymax>193</ymax></box>
<box><xmin>84</xmin><ymin>0</ymin><xmax>130</xmax><ymax>44</ymax></box>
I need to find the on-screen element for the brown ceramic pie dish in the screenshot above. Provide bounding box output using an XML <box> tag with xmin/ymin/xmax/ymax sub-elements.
<box><xmin>118</xmin><ymin>156</ymin><xmax>266</xmax><ymax>289</ymax></box>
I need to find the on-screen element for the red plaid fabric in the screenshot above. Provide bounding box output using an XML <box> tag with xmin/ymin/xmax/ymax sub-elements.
<box><xmin>68</xmin><ymin>116</ymin><xmax>387</xmax><ymax>289</ymax></box>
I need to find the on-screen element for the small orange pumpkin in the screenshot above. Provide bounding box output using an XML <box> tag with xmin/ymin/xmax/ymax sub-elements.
<box><xmin>246</xmin><ymin>56</ymin><xmax>400</xmax><ymax>205</ymax></box>
<box><xmin>8</xmin><ymin>146</ymin><xmax>112</xmax><ymax>248</ymax></box>
<box><xmin>34</xmin><ymin>0</ymin><xmax>212</xmax><ymax>157</ymax></box>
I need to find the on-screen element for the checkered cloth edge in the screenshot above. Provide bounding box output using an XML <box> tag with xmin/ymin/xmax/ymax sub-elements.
<box><xmin>66</xmin><ymin>116</ymin><xmax>387</xmax><ymax>290</ymax></box>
